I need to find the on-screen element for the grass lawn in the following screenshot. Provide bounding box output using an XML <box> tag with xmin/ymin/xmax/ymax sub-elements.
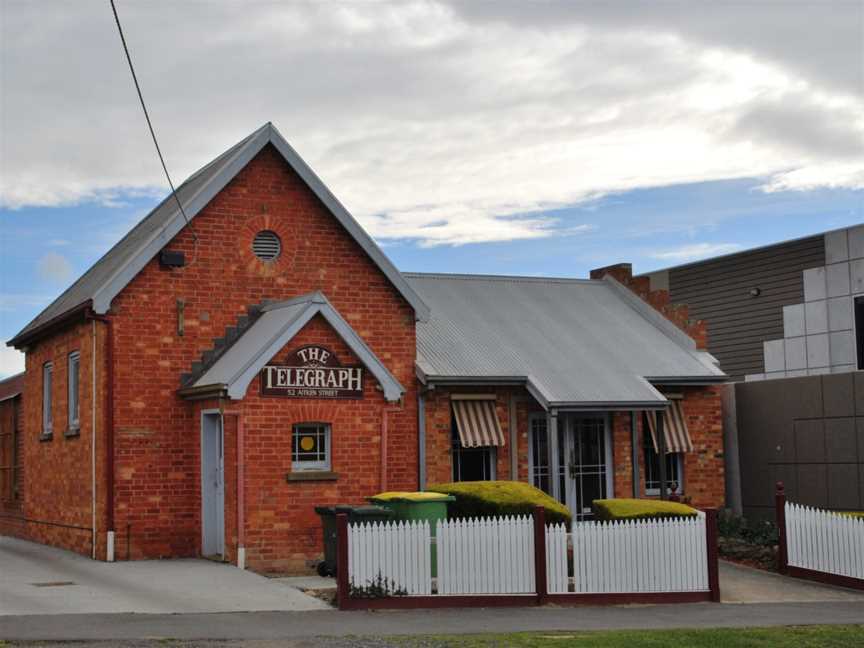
<box><xmin>394</xmin><ymin>625</ymin><xmax>864</xmax><ymax>647</ymax></box>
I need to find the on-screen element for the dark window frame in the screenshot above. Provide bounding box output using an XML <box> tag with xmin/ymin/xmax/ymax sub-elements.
<box><xmin>451</xmin><ymin>414</ymin><xmax>496</xmax><ymax>482</ymax></box>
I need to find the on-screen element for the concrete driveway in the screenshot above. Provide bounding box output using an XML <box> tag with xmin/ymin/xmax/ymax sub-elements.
<box><xmin>719</xmin><ymin>560</ymin><xmax>864</xmax><ymax>603</ymax></box>
<box><xmin>0</xmin><ymin>536</ymin><xmax>329</xmax><ymax>615</ymax></box>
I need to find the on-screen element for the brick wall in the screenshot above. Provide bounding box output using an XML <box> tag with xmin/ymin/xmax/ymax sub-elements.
<box><xmin>221</xmin><ymin>314</ymin><xmax>412</xmax><ymax>573</ymax></box>
<box><xmin>103</xmin><ymin>144</ymin><xmax>417</xmax><ymax>564</ymax></box>
<box><xmin>6</xmin><ymin>321</ymin><xmax>107</xmax><ymax>555</ymax></box>
<box><xmin>0</xmin><ymin>394</ymin><xmax>24</xmax><ymax>535</ymax></box>
<box><xmin>611</xmin><ymin>387</ymin><xmax>725</xmax><ymax>509</ymax></box>
<box><xmin>9</xmin><ymin>144</ymin><xmax>417</xmax><ymax>565</ymax></box>
<box><xmin>423</xmin><ymin>386</ymin><xmax>528</xmax><ymax>486</ymax></box>
<box><xmin>424</xmin><ymin>384</ymin><xmax>723</xmax><ymax>511</ymax></box>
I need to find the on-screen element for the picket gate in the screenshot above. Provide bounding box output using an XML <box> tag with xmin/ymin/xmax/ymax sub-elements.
<box><xmin>785</xmin><ymin>502</ymin><xmax>864</xmax><ymax>581</ymax></box>
<box><xmin>436</xmin><ymin>516</ymin><xmax>535</xmax><ymax>594</ymax></box>
<box><xmin>347</xmin><ymin>520</ymin><xmax>432</xmax><ymax>595</ymax></box>
<box><xmin>565</xmin><ymin>516</ymin><xmax>708</xmax><ymax>593</ymax></box>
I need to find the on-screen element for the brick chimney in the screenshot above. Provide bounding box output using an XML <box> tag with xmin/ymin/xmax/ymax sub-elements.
<box><xmin>590</xmin><ymin>263</ymin><xmax>708</xmax><ymax>349</ymax></box>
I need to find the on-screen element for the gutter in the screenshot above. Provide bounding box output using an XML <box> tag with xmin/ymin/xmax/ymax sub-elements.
<box><xmin>8</xmin><ymin>302</ymin><xmax>91</xmax><ymax>350</ymax></box>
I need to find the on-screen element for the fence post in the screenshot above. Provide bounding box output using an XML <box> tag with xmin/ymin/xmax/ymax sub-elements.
<box><xmin>336</xmin><ymin>513</ymin><xmax>349</xmax><ymax>610</ymax></box>
<box><xmin>704</xmin><ymin>508</ymin><xmax>720</xmax><ymax>602</ymax></box>
<box><xmin>533</xmin><ymin>505</ymin><xmax>547</xmax><ymax>604</ymax></box>
<box><xmin>775</xmin><ymin>481</ymin><xmax>788</xmax><ymax>574</ymax></box>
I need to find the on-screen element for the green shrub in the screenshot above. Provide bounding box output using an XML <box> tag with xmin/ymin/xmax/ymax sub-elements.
<box><xmin>839</xmin><ymin>511</ymin><xmax>864</xmax><ymax>519</ymax></box>
<box><xmin>592</xmin><ymin>498</ymin><xmax>698</xmax><ymax>521</ymax></box>
<box><xmin>427</xmin><ymin>480</ymin><xmax>572</xmax><ymax>525</ymax></box>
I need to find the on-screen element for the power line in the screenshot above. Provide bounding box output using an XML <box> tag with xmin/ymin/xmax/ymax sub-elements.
<box><xmin>109</xmin><ymin>0</ymin><xmax>196</xmax><ymax>242</ymax></box>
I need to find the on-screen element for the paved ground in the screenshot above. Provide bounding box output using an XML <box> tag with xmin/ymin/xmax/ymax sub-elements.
<box><xmin>719</xmin><ymin>560</ymin><xmax>864</xmax><ymax>603</ymax></box>
<box><xmin>2</xmin><ymin>601</ymin><xmax>864</xmax><ymax>641</ymax></box>
<box><xmin>0</xmin><ymin>536</ymin><xmax>328</xmax><ymax>615</ymax></box>
<box><xmin>3</xmin><ymin>536</ymin><xmax>864</xmax><ymax>641</ymax></box>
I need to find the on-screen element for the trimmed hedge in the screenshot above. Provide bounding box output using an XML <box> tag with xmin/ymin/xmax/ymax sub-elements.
<box><xmin>427</xmin><ymin>480</ymin><xmax>572</xmax><ymax>525</ymax></box>
<box><xmin>369</xmin><ymin>491</ymin><xmax>453</xmax><ymax>502</ymax></box>
<box><xmin>593</xmin><ymin>498</ymin><xmax>699</xmax><ymax>521</ymax></box>
<box><xmin>840</xmin><ymin>512</ymin><xmax>864</xmax><ymax>519</ymax></box>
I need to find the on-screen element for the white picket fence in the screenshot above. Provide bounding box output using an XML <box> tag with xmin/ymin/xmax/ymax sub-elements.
<box><xmin>437</xmin><ymin>515</ymin><xmax>535</xmax><ymax>594</ymax></box>
<box><xmin>544</xmin><ymin>516</ymin><xmax>709</xmax><ymax>593</ymax></box>
<box><xmin>348</xmin><ymin>520</ymin><xmax>432</xmax><ymax>595</ymax></box>
<box><xmin>570</xmin><ymin>516</ymin><xmax>708</xmax><ymax>593</ymax></box>
<box><xmin>786</xmin><ymin>502</ymin><xmax>864</xmax><ymax>580</ymax></box>
<box><xmin>347</xmin><ymin>513</ymin><xmax>710</xmax><ymax>598</ymax></box>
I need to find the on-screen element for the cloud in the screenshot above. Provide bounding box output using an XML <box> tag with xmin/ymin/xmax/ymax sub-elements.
<box><xmin>0</xmin><ymin>1</ymin><xmax>861</xmax><ymax>247</ymax></box>
<box><xmin>0</xmin><ymin>347</ymin><xmax>25</xmax><ymax>378</ymax></box>
<box><xmin>651</xmin><ymin>242</ymin><xmax>743</xmax><ymax>262</ymax></box>
<box><xmin>37</xmin><ymin>252</ymin><xmax>74</xmax><ymax>283</ymax></box>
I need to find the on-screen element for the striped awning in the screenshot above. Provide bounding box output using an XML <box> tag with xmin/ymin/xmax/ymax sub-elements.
<box><xmin>647</xmin><ymin>400</ymin><xmax>693</xmax><ymax>454</ymax></box>
<box><xmin>451</xmin><ymin>397</ymin><xmax>505</xmax><ymax>448</ymax></box>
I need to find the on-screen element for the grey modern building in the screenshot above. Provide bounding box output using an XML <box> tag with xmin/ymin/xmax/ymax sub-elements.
<box><xmin>642</xmin><ymin>224</ymin><xmax>864</xmax><ymax>382</ymax></box>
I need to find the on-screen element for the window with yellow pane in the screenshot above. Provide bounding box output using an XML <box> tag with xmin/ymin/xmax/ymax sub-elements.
<box><xmin>291</xmin><ymin>423</ymin><xmax>331</xmax><ymax>471</ymax></box>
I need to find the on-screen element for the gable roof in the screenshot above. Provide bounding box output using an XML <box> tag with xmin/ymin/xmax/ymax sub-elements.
<box><xmin>180</xmin><ymin>291</ymin><xmax>404</xmax><ymax>402</ymax></box>
<box><xmin>9</xmin><ymin>123</ymin><xmax>429</xmax><ymax>348</ymax></box>
<box><xmin>406</xmin><ymin>272</ymin><xmax>726</xmax><ymax>410</ymax></box>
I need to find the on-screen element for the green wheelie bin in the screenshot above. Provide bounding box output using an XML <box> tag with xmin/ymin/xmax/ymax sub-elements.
<box><xmin>367</xmin><ymin>492</ymin><xmax>455</xmax><ymax>576</ymax></box>
<box><xmin>314</xmin><ymin>504</ymin><xmax>393</xmax><ymax>577</ymax></box>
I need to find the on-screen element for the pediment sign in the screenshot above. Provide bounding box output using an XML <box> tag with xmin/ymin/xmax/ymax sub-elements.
<box><xmin>260</xmin><ymin>345</ymin><xmax>363</xmax><ymax>399</ymax></box>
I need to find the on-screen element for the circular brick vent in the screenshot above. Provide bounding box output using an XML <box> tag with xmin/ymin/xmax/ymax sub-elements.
<box><xmin>252</xmin><ymin>230</ymin><xmax>281</xmax><ymax>262</ymax></box>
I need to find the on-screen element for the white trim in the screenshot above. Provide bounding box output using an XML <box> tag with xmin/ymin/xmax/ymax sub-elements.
<box><xmin>42</xmin><ymin>362</ymin><xmax>53</xmax><ymax>435</ymax></box>
<box><xmin>68</xmin><ymin>351</ymin><xmax>80</xmax><ymax>430</ymax></box>
<box><xmin>291</xmin><ymin>422</ymin><xmax>332</xmax><ymax>472</ymax></box>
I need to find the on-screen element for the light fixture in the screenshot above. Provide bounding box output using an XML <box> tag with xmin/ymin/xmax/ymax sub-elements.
<box><xmin>749</xmin><ymin>287</ymin><xmax>761</xmax><ymax>297</ymax></box>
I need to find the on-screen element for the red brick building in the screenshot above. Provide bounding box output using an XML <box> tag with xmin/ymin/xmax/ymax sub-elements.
<box><xmin>2</xmin><ymin>124</ymin><xmax>726</xmax><ymax>573</ymax></box>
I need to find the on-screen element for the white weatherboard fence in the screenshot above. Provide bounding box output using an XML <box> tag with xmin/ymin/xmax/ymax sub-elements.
<box><xmin>556</xmin><ymin>516</ymin><xmax>708</xmax><ymax>593</ymax></box>
<box><xmin>348</xmin><ymin>520</ymin><xmax>432</xmax><ymax>595</ymax></box>
<box><xmin>437</xmin><ymin>516</ymin><xmax>535</xmax><ymax>594</ymax></box>
<box><xmin>786</xmin><ymin>502</ymin><xmax>864</xmax><ymax>580</ymax></box>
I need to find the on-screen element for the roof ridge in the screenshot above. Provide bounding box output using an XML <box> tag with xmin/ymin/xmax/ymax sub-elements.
<box><xmin>404</xmin><ymin>271</ymin><xmax>598</xmax><ymax>285</ymax></box>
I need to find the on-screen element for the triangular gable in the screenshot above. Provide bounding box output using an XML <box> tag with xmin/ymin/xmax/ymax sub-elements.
<box><xmin>180</xmin><ymin>291</ymin><xmax>404</xmax><ymax>402</ymax></box>
<box><xmin>10</xmin><ymin>123</ymin><xmax>428</xmax><ymax>348</ymax></box>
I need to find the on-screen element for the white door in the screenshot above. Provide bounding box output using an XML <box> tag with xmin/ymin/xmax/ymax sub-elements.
<box><xmin>201</xmin><ymin>412</ymin><xmax>225</xmax><ymax>557</ymax></box>
<box><xmin>563</xmin><ymin>415</ymin><xmax>613</xmax><ymax>522</ymax></box>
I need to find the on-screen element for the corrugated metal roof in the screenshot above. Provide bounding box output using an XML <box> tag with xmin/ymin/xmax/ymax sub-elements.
<box><xmin>187</xmin><ymin>291</ymin><xmax>403</xmax><ymax>401</ymax></box>
<box><xmin>10</xmin><ymin>123</ymin><xmax>428</xmax><ymax>347</ymax></box>
<box><xmin>406</xmin><ymin>273</ymin><xmax>725</xmax><ymax>409</ymax></box>
<box><xmin>0</xmin><ymin>372</ymin><xmax>25</xmax><ymax>402</ymax></box>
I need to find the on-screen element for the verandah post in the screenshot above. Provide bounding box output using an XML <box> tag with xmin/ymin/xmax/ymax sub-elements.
<box><xmin>704</xmin><ymin>508</ymin><xmax>720</xmax><ymax>602</ymax></box>
<box><xmin>775</xmin><ymin>481</ymin><xmax>788</xmax><ymax>574</ymax></box>
<box><xmin>336</xmin><ymin>512</ymin><xmax>350</xmax><ymax>610</ymax></box>
<box><xmin>533</xmin><ymin>505</ymin><xmax>548</xmax><ymax>604</ymax></box>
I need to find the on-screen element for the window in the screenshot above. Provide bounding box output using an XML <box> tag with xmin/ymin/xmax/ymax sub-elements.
<box><xmin>451</xmin><ymin>415</ymin><xmax>495</xmax><ymax>481</ymax></box>
<box><xmin>643</xmin><ymin>425</ymin><xmax>683</xmax><ymax>496</ymax></box>
<box><xmin>42</xmin><ymin>362</ymin><xmax>53</xmax><ymax>436</ymax></box>
<box><xmin>68</xmin><ymin>352</ymin><xmax>80</xmax><ymax>431</ymax></box>
<box><xmin>291</xmin><ymin>423</ymin><xmax>330</xmax><ymax>471</ymax></box>
<box><xmin>855</xmin><ymin>296</ymin><xmax>864</xmax><ymax>370</ymax></box>
<box><xmin>528</xmin><ymin>414</ymin><xmax>551</xmax><ymax>495</ymax></box>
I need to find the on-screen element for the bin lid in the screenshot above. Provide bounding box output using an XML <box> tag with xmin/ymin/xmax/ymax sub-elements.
<box><xmin>349</xmin><ymin>505</ymin><xmax>394</xmax><ymax>517</ymax></box>
<box><xmin>369</xmin><ymin>491</ymin><xmax>455</xmax><ymax>503</ymax></box>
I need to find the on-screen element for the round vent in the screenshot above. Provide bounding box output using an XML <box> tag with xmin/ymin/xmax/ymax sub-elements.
<box><xmin>252</xmin><ymin>230</ymin><xmax>281</xmax><ymax>262</ymax></box>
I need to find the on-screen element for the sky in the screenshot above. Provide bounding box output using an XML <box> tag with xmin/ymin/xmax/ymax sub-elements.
<box><xmin>1</xmin><ymin>0</ymin><xmax>863</xmax><ymax>377</ymax></box>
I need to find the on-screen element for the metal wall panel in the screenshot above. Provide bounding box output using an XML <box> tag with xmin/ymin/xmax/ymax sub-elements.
<box><xmin>647</xmin><ymin>235</ymin><xmax>825</xmax><ymax>380</ymax></box>
<box><xmin>735</xmin><ymin>371</ymin><xmax>864</xmax><ymax>520</ymax></box>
